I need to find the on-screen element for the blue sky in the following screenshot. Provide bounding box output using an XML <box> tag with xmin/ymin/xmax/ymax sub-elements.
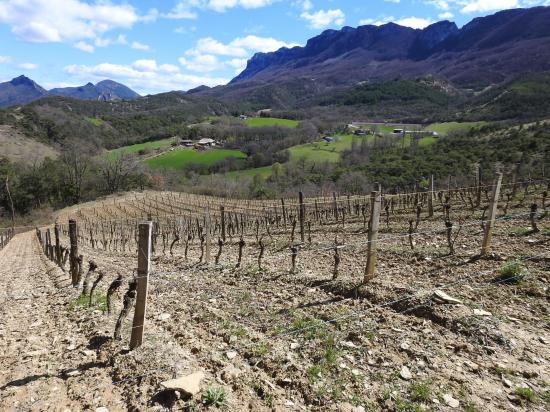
<box><xmin>0</xmin><ymin>0</ymin><xmax>548</xmax><ymax>95</ymax></box>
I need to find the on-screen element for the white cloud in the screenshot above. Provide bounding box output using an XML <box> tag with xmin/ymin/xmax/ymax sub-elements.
<box><xmin>359</xmin><ymin>16</ymin><xmax>434</xmax><ymax>29</ymax></box>
<box><xmin>74</xmin><ymin>41</ymin><xmax>95</xmax><ymax>53</ymax></box>
<box><xmin>64</xmin><ymin>59</ymin><xmax>229</xmax><ymax>94</ymax></box>
<box><xmin>227</xmin><ymin>58</ymin><xmax>248</xmax><ymax>74</ymax></box>
<box><xmin>359</xmin><ymin>16</ymin><xmax>394</xmax><ymax>26</ymax></box>
<box><xmin>293</xmin><ymin>0</ymin><xmax>313</xmax><ymax>10</ymax></box>
<box><xmin>141</xmin><ymin>8</ymin><xmax>159</xmax><ymax>23</ymax></box>
<box><xmin>163</xmin><ymin>2</ymin><xmax>198</xmax><ymax>19</ymax></box>
<box><xmin>187</xmin><ymin>37</ymin><xmax>248</xmax><ymax>57</ymax></box>
<box><xmin>384</xmin><ymin>0</ymin><xmax>401</xmax><ymax>3</ymax></box>
<box><xmin>186</xmin><ymin>35</ymin><xmax>299</xmax><ymax>58</ymax></box>
<box><xmin>439</xmin><ymin>11</ymin><xmax>454</xmax><ymax>19</ymax></box>
<box><xmin>395</xmin><ymin>17</ymin><xmax>434</xmax><ymax>29</ymax></box>
<box><xmin>181</xmin><ymin>35</ymin><xmax>298</xmax><ymax>78</ymax></box>
<box><xmin>179</xmin><ymin>54</ymin><xmax>225</xmax><ymax>72</ymax></box>
<box><xmin>164</xmin><ymin>0</ymin><xmax>275</xmax><ymax>17</ymax></box>
<box><xmin>0</xmin><ymin>0</ymin><xmax>145</xmax><ymax>45</ymax></box>
<box><xmin>0</xmin><ymin>56</ymin><xmax>12</xmax><ymax>64</ymax></box>
<box><xmin>301</xmin><ymin>9</ymin><xmax>345</xmax><ymax>29</ymax></box>
<box><xmin>426</xmin><ymin>0</ymin><xmax>450</xmax><ymax>10</ymax></box>
<box><xmin>93</xmin><ymin>34</ymin><xmax>128</xmax><ymax>48</ymax></box>
<box><xmin>131</xmin><ymin>41</ymin><xmax>151</xmax><ymax>51</ymax></box>
<box><xmin>459</xmin><ymin>0</ymin><xmax>519</xmax><ymax>13</ymax></box>
<box><xmin>426</xmin><ymin>0</ymin><xmax>534</xmax><ymax>15</ymax></box>
<box><xmin>18</xmin><ymin>62</ymin><xmax>38</xmax><ymax>70</ymax></box>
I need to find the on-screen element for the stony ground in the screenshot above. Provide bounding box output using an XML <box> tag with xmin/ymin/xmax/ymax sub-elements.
<box><xmin>2</xmin><ymin>196</ymin><xmax>550</xmax><ymax>411</ymax></box>
<box><xmin>0</xmin><ymin>232</ymin><xmax>126</xmax><ymax>411</ymax></box>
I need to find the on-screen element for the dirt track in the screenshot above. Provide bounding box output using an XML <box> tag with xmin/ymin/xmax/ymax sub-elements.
<box><xmin>0</xmin><ymin>232</ymin><xmax>125</xmax><ymax>411</ymax></box>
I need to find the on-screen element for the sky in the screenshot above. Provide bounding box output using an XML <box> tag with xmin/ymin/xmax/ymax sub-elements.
<box><xmin>0</xmin><ymin>0</ymin><xmax>548</xmax><ymax>95</ymax></box>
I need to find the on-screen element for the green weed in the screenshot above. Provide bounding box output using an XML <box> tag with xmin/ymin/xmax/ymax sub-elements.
<box><xmin>515</xmin><ymin>387</ymin><xmax>537</xmax><ymax>403</ymax></box>
<box><xmin>201</xmin><ymin>386</ymin><xmax>227</xmax><ymax>408</ymax></box>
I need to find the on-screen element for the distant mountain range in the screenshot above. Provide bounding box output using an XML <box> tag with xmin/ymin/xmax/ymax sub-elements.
<box><xmin>197</xmin><ymin>6</ymin><xmax>550</xmax><ymax>107</ymax></box>
<box><xmin>2</xmin><ymin>6</ymin><xmax>550</xmax><ymax>111</ymax></box>
<box><xmin>0</xmin><ymin>76</ymin><xmax>139</xmax><ymax>107</ymax></box>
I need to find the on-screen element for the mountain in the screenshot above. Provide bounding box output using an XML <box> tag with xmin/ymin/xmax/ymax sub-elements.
<box><xmin>0</xmin><ymin>76</ymin><xmax>139</xmax><ymax>108</ymax></box>
<box><xmin>0</xmin><ymin>75</ymin><xmax>48</xmax><ymax>107</ymax></box>
<box><xmin>186</xmin><ymin>85</ymin><xmax>211</xmax><ymax>94</ymax></box>
<box><xmin>49</xmin><ymin>80</ymin><xmax>140</xmax><ymax>101</ymax></box>
<box><xmin>217</xmin><ymin>6</ymin><xmax>550</xmax><ymax>106</ymax></box>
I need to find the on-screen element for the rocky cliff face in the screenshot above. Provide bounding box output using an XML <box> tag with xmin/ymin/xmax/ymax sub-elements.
<box><xmin>230</xmin><ymin>6</ymin><xmax>550</xmax><ymax>89</ymax></box>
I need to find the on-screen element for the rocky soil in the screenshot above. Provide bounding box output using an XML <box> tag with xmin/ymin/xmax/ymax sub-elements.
<box><xmin>2</xmin><ymin>197</ymin><xmax>550</xmax><ymax>411</ymax></box>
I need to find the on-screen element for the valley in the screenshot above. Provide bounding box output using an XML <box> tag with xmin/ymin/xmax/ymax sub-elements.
<box><xmin>1</xmin><ymin>4</ymin><xmax>550</xmax><ymax>412</ymax></box>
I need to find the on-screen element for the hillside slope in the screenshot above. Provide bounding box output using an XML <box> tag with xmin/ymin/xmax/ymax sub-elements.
<box><xmin>201</xmin><ymin>7</ymin><xmax>550</xmax><ymax>107</ymax></box>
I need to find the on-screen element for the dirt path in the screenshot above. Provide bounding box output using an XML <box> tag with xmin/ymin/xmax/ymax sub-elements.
<box><xmin>0</xmin><ymin>232</ymin><xmax>125</xmax><ymax>411</ymax></box>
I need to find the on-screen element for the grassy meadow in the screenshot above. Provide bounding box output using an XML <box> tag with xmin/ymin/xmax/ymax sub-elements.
<box><xmin>245</xmin><ymin>117</ymin><xmax>299</xmax><ymax>128</ymax></box>
<box><xmin>104</xmin><ymin>138</ymin><xmax>176</xmax><ymax>160</ymax></box>
<box><xmin>145</xmin><ymin>148</ymin><xmax>246</xmax><ymax>170</ymax></box>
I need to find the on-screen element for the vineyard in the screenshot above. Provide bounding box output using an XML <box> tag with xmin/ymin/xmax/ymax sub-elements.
<box><xmin>0</xmin><ymin>226</ymin><xmax>14</xmax><ymax>250</ymax></box>
<box><xmin>6</xmin><ymin>176</ymin><xmax>550</xmax><ymax>411</ymax></box>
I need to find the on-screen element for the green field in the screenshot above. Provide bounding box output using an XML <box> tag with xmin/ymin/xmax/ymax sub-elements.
<box><xmin>146</xmin><ymin>148</ymin><xmax>246</xmax><ymax>170</ymax></box>
<box><xmin>426</xmin><ymin>121</ymin><xmax>488</xmax><ymax>135</ymax></box>
<box><xmin>225</xmin><ymin>165</ymin><xmax>274</xmax><ymax>179</ymax></box>
<box><xmin>232</xmin><ymin>131</ymin><xmax>438</xmax><ymax>178</ymax></box>
<box><xmin>245</xmin><ymin>117</ymin><xmax>299</xmax><ymax>128</ymax></box>
<box><xmin>289</xmin><ymin>134</ymin><xmax>372</xmax><ymax>163</ymax></box>
<box><xmin>104</xmin><ymin>138</ymin><xmax>176</xmax><ymax>160</ymax></box>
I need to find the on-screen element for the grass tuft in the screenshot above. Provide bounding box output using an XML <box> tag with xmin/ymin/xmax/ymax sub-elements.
<box><xmin>496</xmin><ymin>260</ymin><xmax>526</xmax><ymax>284</ymax></box>
<box><xmin>515</xmin><ymin>387</ymin><xmax>537</xmax><ymax>403</ymax></box>
<box><xmin>202</xmin><ymin>386</ymin><xmax>227</xmax><ymax>408</ymax></box>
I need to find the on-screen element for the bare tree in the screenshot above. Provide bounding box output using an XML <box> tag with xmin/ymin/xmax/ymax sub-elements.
<box><xmin>99</xmin><ymin>153</ymin><xmax>137</xmax><ymax>194</ymax></box>
<box><xmin>60</xmin><ymin>146</ymin><xmax>90</xmax><ymax>204</ymax></box>
<box><xmin>4</xmin><ymin>176</ymin><xmax>15</xmax><ymax>229</ymax></box>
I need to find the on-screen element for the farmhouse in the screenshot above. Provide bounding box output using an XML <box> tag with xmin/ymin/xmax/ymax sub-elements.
<box><xmin>180</xmin><ymin>139</ymin><xmax>194</xmax><ymax>147</ymax></box>
<box><xmin>197</xmin><ymin>138</ymin><xmax>216</xmax><ymax>147</ymax></box>
<box><xmin>393</xmin><ymin>128</ymin><xmax>404</xmax><ymax>134</ymax></box>
<box><xmin>323</xmin><ymin>136</ymin><xmax>336</xmax><ymax>142</ymax></box>
<box><xmin>239</xmin><ymin>115</ymin><xmax>248</xmax><ymax>120</ymax></box>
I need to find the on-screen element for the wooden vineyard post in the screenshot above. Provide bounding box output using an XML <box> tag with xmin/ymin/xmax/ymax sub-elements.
<box><xmin>69</xmin><ymin>219</ymin><xmax>79</xmax><ymax>286</ymax></box>
<box><xmin>281</xmin><ymin>198</ymin><xmax>287</xmax><ymax>228</ymax></box>
<box><xmin>54</xmin><ymin>223</ymin><xmax>61</xmax><ymax>265</ymax></box>
<box><xmin>130</xmin><ymin>222</ymin><xmax>152</xmax><ymax>350</ymax></box>
<box><xmin>428</xmin><ymin>175</ymin><xmax>434</xmax><ymax>218</ymax></box>
<box><xmin>298</xmin><ymin>192</ymin><xmax>305</xmax><ymax>243</ymax></box>
<box><xmin>45</xmin><ymin>229</ymin><xmax>52</xmax><ymax>260</ymax></box>
<box><xmin>476</xmin><ymin>165</ymin><xmax>482</xmax><ymax>207</ymax></box>
<box><xmin>204</xmin><ymin>207</ymin><xmax>211</xmax><ymax>263</ymax></box>
<box><xmin>220</xmin><ymin>205</ymin><xmax>226</xmax><ymax>242</ymax></box>
<box><xmin>363</xmin><ymin>190</ymin><xmax>382</xmax><ymax>283</ymax></box>
<box><xmin>480</xmin><ymin>173</ymin><xmax>503</xmax><ymax>256</ymax></box>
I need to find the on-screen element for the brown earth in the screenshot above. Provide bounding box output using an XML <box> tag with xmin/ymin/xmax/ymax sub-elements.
<box><xmin>2</xmin><ymin>194</ymin><xmax>550</xmax><ymax>411</ymax></box>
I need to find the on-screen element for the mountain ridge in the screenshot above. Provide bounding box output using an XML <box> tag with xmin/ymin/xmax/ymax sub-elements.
<box><xmin>0</xmin><ymin>76</ymin><xmax>140</xmax><ymax>108</ymax></box>
<box><xmin>227</xmin><ymin>6</ymin><xmax>550</xmax><ymax>94</ymax></box>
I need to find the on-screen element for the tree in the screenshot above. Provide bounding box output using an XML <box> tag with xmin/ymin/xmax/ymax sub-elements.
<box><xmin>99</xmin><ymin>153</ymin><xmax>137</xmax><ymax>194</ymax></box>
<box><xmin>60</xmin><ymin>146</ymin><xmax>91</xmax><ymax>204</ymax></box>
